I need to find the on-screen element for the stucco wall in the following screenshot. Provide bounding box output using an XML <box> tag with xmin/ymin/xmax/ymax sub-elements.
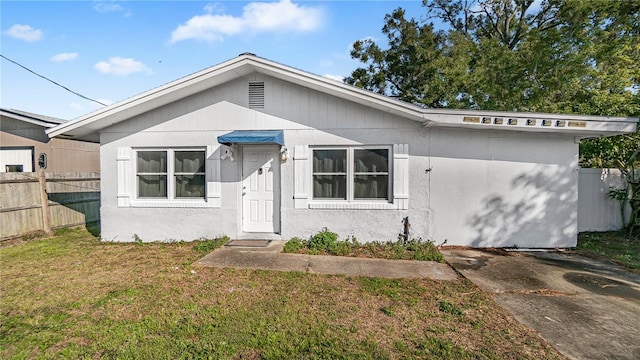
<box><xmin>429</xmin><ymin>128</ymin><xmax>578</xmax><ymax>248</ymax></box>
<box><xmin>99</xmin><ymin>73</ymin><xmax>578</xmax><ymax>247</ymax></box>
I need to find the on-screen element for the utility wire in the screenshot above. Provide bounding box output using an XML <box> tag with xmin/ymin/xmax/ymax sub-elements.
<box><xmin>1</xmin><ymin>53</ymin><xmax>108</xmax><ymax>106</ymax></box>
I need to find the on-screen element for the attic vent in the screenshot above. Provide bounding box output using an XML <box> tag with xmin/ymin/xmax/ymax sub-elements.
<box><xmin>248</xmin><ymin>82</ymin><xmax>265</xmax><ymax>109</ymax></box>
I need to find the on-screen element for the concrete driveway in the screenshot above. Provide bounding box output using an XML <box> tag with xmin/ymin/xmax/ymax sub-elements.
<box><xmin>442</xmin><ymin>249</ymin><xmax>640</xmax><ymax>360</ymax></box>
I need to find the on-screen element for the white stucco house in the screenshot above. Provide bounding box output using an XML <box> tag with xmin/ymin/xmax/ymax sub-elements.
<box><xmin>47</xmin><ymin>54</ymin><xmax>638</xmax><ymax>247</ymax></box>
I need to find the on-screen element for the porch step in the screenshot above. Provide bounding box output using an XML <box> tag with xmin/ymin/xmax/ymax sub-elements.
<box><xmin>226</xmin><ymin>240</ymin><xmax>272</xmax><ymax>248</ymax></box>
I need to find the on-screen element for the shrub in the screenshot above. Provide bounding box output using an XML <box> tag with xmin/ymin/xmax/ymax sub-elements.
<box><xmin>283</xmin><ymin>237</ymin><xmax>305</xmax><ymax>253</ymax></box>
<box><xmin>283</xmin><ymin>230</ymin><xmax>444</xmax><ymax>263</ymax></box>
<box><xmin>307</xmin><ymin>228</ymin><xmax>339</xmax><ymax>252</ymax></box>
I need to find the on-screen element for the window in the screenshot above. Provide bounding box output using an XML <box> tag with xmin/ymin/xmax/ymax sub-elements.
<box><xmin>5</xmin><ymin>165</ymin><xmax>24</xmax><ymax>172</ymax></box>
<box><xmin>136</xmin><ymin>149</ymin><xmax>205</xmax><ymax>200</ymax></box>
<box><xmin>312</xmin><ymin>147</ymin><xmax>389</xmax><ymax>201</ymax></box>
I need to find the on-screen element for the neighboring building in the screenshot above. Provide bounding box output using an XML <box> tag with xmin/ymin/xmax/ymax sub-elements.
<box><xmin>47</xmin><ymin>54</ymin><xmax>638</xmax><ymax>247</ymax></box>
<box><xmin>1</xmin><ymin>108</ymin><xmax>99</xmax><ymax>173</ymax></box>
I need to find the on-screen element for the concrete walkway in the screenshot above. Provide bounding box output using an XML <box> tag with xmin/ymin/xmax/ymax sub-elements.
<box><xmin>194</xmin><ymin>241</ymin><xmax>458</xmax><ymax>281</ymax></box>
<box><xmin>442</xmin><ymin>249</ymin><xmax>640</xmax><ymax>360</ymax></box>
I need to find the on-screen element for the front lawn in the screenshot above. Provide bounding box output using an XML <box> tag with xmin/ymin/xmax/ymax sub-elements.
<box><xmin>1</xmin><ymin>227</ymin><xmax>564</xmax><ymax>359</ymax></box>
<box><xmin>577</xmin><ymin>231</ymin><xmax>640</xmax><ymax>270</ymax></box>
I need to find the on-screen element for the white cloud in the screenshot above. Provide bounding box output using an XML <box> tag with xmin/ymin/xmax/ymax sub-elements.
<box><xmin>170</xmin><ymin>0</ymin><xmax>323</xmax><ymax>44</ymax></box>
<box><xmin>94</xmin><ymin>57</ymin><xmax>152</xmax><ymax>75</ymax></box>
<box><xmin>3</xmin><ymin>24</ymin><xmax>43</xmax><ymax>42</ymax></box>
<box><xmin>323</xmin><ymin>74</ymin><xmax>344</xmax><ymax>82</ymax></box>
<box><xmin>50</xmin><ymin>52</ymin><xmax>78</xmax><ymax>62</ymax></box>
<box><xmin>94</xmin><ymin>1</ymin><xmax>131</xmax><ymax>16</ymax></box>
<box><xmin>204</xmin><ymin>2</ymin><xmax>225</xmax><ymax>14</ymax></box>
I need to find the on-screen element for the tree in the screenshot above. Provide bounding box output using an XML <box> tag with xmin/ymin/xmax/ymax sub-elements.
<box><xmin>347</xmin><ymin>0</ymin><xmax>640</xmax><ymax>233</ymax></box>
<box><xmin>346</xmin><ymin>0</ymin><xmax>639</xmax><ymax>114</ymax></box>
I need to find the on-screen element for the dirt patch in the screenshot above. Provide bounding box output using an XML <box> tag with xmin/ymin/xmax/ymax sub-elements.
<box><xmin>564</xmin><ymin>272</ymin><xmax>640</xmax><ymax>300</ymax></box>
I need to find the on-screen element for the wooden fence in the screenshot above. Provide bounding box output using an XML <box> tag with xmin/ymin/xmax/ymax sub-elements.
<box><xmin>0</xmin><ymin>172</ymin><xmax>100</xmax><ymax>240</ymax></box>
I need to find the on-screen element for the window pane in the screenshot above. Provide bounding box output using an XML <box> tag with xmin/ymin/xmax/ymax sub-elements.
<box><xmin>175</xmin><ymin>175</ymin><xmax>205</xmax><ymax>198</ymax></box>
<box><xmin>138</xmin><ymin>175</ymin><xmax>167</xmax><ymax>198</ymax></box>
<box><xmin>313</xmin><ymin>175</ymin><xmax>346</xmax><ymax>199</ymax></box>
<box><xmin>354</xmin><ymin>175</ymin><xmax>388</xmax><ymax>199</ymax></box>
<box><xmin>175</xmin><ymin>151</ymin><xmax>205</xmax><ymax>173</ymax></box>
<box><xmin>313</xmin><ymin>150</ymin><xmax>346</xmax><ymax>173</ymax></box>
<box><xmin>354</xmin><ymin>149</ymin><xmax>388</xmax><ymax>173</ymax></box>
<box><xmin>137</xmin><ymin>151</ymin><xmax>167</xmax><ymax>173</ymax></box>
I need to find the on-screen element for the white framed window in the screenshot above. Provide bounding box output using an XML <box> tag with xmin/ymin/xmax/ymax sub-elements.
<box><xmin>135</xmin><ymin>148</ymin><xmax>205</xmax><ymax>200</ymax></box>
<box><xmin>312</xmin><ymin>147</ymin><xmax>390</xmax><ymax>202</ymax></box>
<box><xmin>117</xmin><ymin>145</ymin><xmax>220</xmax><ymax>208</ymax></box>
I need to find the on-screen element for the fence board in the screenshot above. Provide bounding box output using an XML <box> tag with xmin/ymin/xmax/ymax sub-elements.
<box><xmin>0</xmin><ymin>172</ymin><xmax>100</xmax><ymax>240</ymax></box>
<box><xmin>577</xmin><ymin>168</ymin><xmax>629</xmax><ymax>232</ymax></box>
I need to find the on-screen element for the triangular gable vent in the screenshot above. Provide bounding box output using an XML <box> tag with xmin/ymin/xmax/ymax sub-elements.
<box><xmin>249</xmin><ymin>81</ymin><xmax>265</xmax><ymax>109</ymax></box>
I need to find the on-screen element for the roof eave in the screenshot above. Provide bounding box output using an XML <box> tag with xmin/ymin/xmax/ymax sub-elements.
<box><xmin>422</xmin><ymin>110</ymin><xmax>638</xmax><ymax>136</ymax></box>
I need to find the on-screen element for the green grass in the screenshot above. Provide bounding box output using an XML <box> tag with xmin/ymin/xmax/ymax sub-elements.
<box><xmin>577</xmin><ymin>231</ymin><xmax>640</xmax><ymax>270</ymax></box>
<box><xmin>283</xmin><ymin>228</ymin><xmax>445</xmax><ymax>262</ymax></box>
<box><xmin>1</xmin><ymin>227</ymin><xmax>565</xmax><ymax>359</ymax></box>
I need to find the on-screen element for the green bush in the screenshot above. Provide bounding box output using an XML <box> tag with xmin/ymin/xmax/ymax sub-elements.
<box><xmin>283</xmin><ymin>230</ymin><xmax>444</xmax><ymax>262</ymax></box>
<box><xmin>283</xmin><ymin>237</ymin><xmax>305</xmax><ymax>253</ymax></box>
<box><xmin>307</xmin><ymin>228</ymin><xmax>339</xmax><ymax>252</ymax></box>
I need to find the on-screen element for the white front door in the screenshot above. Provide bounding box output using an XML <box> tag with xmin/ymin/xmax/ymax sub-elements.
<box><xmin>242</xmin><ymin>146</ymin><xmax>280</xmax><ymax>233</ymax></box>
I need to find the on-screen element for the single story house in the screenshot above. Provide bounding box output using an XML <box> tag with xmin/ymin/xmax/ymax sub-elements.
<box><xmin>1</xmin><ymin>108</ymin><xmax>99</xmax><ymax>173</ymax></box>
<box><xmin>47</xmin><ymin>54</ymin><xmax>638</xmax><ymax>247</ymax></box>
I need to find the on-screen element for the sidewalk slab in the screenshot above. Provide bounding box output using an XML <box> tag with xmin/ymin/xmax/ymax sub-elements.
<box><xmin>194</xmin><ymin>244</ymin><xmax>458</xmax><ymax>281</ymax></box>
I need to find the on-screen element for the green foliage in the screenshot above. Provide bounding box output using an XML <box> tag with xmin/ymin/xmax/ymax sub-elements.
<box><xmin>380</xmin><ymin>306</ymin><xmax>395</xmax><ymax>317</ymax></box>
<box><xmin>307</xmin><ymin>227</ymin><xmax>339</xmax><ymax>252</ymax></box>
<box><xmin>578</xmin><ymin>231</ymin><xmax>640</xmax><ymax>270</ymax></box>
<box><xmin>347</xmin><ymin>0</ymin><xmax>639</xmax><ymax>116</ymax></box>
<box><xmin>285</xmin><ymin>229</ymin><xmax>445</xmax><ymax>262</ymax></box>
<box><xmin>192</xmin><ymin>236</ymin><xmax>229</xmax><ymax>255</ymax></box>
<box><xmin>439</xmin><ymin>301</ymin><xmax>464</xmax><ymax>316</ymax></box>
<box><xmin>283</xmin><ymin>237</ymin><xmax>305</xmax><ymax>253</ymax></box>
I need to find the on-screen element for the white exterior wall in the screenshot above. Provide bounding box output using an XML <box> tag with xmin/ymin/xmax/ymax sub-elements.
<box><xmin>99</xmin><ymin>73</ymin><xmax>579</xmax><ymax>247</ymax></box>
<box><xmin>430</xmin><ymin>128</ymin><xmax>578</xmax><ymax>248</ymax></box>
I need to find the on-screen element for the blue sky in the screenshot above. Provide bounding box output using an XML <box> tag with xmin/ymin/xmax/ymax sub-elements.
<box><xmin>1</xmin><ymin>0</ymin><xmax>427</xmax><ymax>120</ymax></box>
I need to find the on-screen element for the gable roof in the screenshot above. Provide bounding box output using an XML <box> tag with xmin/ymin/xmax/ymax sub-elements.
<box><xmin>1</xmin><ymin>108</ymin><xmax>66</xmax><ymax>128</ymax></box>
<box><xmin>47</xmin><ymin>53</ymin><xmax>638</xmax><ymax>142</ymax></box>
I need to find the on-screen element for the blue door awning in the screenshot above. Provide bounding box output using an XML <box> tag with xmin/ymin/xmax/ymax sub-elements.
<box><xmin>217</xmin><ymin>130</ymin><xmax>284</xmax><ymax>146</ymax></box>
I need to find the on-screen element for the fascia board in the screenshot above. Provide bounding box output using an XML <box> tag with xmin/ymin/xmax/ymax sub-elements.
<box><xmin>422</xmin><ymin>110</ymin><xmax>638</xmax><ymax>136</ymax></box>
<box><xmin>1</xmin><ymin>110</ymin><xmax>61</xmax><ymax>128</ymax></box>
